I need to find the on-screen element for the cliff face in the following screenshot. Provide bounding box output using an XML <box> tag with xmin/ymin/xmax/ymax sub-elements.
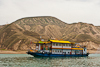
<box><xmin>80</xmin><ymin>41</ymin><xmax>99</xmax><ymax>50</ymax></box>
<box><xmin>63</xmin><ymin>22</ymin><xmax>100</xmax><ymax>44</ymax></box>
<box><xmin>0</xmin><ymin>16</ymin><xmax>100</xmax><ymax>51</ymax></box>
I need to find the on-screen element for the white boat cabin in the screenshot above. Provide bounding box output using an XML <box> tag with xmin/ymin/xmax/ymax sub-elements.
<box><xmin>35</xmin><ymin>40</ymin><xmax>87</xmax><ymax>55</ymax></box>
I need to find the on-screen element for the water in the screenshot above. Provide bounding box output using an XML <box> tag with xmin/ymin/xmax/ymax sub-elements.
<box><xmin>0</xmin><ymin>54</ymin><xmax>100</xmax><ymax>67</ymax></box>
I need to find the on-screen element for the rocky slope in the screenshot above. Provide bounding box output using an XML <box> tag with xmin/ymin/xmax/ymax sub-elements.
<box><xmin>0</xmin><ymin>16</ymin><xmax>100</xmax><ymax>51</ymax></box>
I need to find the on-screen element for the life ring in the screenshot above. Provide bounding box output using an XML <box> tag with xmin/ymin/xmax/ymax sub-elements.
<box><xmin>42</xmin><ymin>51</ymin><xmax>45</xmax><ymax>54</ymax></box>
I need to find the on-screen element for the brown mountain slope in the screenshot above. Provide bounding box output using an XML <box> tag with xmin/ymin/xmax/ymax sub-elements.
<box><xmin>0</xmin><ymin>16</ymin><xmax>100</xmax><ymax>51</ymax></box>
<box><xmin>0</xmin><ymin>23</ymin><xmax>40</xmax><ymax>50</ymax></box>
<box><xmin>63</xmin><ymin>22</ymin><xmax>100</xmax><ymax>43</ymax></box>
<box><xmin>14</xmin><ymin>16</ymin><xmax>66</xmax><ymax>40</ymax></box>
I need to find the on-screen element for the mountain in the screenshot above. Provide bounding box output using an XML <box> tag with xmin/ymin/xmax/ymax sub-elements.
<box><xmin>0</xmin><ymin>16</ymin><xmax>100</xmax><ymax>51</ymax></box>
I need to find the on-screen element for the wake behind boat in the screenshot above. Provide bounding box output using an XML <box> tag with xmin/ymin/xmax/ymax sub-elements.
<box><xmin>27</xmin><ymin>39</ymin><xmax>89</xmax><ymax>57</ymax></box>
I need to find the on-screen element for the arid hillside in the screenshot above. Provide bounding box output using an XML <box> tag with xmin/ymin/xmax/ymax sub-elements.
<box><xmin>0</xmin><ymin>16</ymin><xmax>100</xmax><ymax>51</ymax></box>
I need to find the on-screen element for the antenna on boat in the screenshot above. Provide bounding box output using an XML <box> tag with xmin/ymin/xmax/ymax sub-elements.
<box><xmin>40</xmin><ymin>36</ymin><xmax>41</xmax><ymax>41</ymax></box>
<box><xmin>40</xmin><ymin>36</ymin><xmax>41</xmax><ymax>38</ymax></box>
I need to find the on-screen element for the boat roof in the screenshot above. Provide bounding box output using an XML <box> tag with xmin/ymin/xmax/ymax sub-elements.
<box><xmin>49</xmin><ymin>39</ymin><xmax>71</xmax><ymax>44</ymax></box>
<box><xmin>34</xmin><ymin>41</ymin><xmax>50</xmax><ymax>44</ymax></box>
<box><xmin>34</xmin><ymin>39</ymin><xmax>75</xmax><ymax>44</ymax></box>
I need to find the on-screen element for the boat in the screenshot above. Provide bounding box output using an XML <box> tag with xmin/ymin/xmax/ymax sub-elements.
<box><xmin>27</xmin><ymin>39</ymin><xmax>89</xmax><ymax>57</ymax></box>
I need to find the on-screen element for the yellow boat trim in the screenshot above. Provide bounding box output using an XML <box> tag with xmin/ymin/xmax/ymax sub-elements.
<box><xmin>72</xmin><ymin>48</ymin><xmax>83</xmax><ymax>50</ymax></box>
<box><xmin>50</xmin><ymin>39</ymin><xmax>71</xmax><ymax>43</ymax></box>
<box><xmin>34</xmin><ymin>39</ymin><xmax>75</xmax><ymax>44</ymax></box>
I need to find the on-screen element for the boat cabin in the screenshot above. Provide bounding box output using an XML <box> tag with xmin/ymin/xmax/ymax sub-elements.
<box><xmin>35</xmin><ymin>39</ymin><xmax>87</xmax><ymax>55</ymax></box>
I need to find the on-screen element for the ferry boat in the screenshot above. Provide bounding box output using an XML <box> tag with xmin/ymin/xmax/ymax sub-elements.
<box><xmin>27</xmin><ymin>39</ymin><xmax>89</xmax><ymax>57</ymax></box>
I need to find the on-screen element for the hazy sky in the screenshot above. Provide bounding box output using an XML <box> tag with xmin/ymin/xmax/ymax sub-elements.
<box><xmin>0</xmin><ymin>0</ymin><xmax>100</xmax><ymax>26</ymax></box>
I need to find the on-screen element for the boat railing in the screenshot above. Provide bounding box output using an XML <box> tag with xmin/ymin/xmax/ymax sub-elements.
<box><xmin>36</xmin><ymin>50</ymin><xmax>51</xmax><ymax>54</ymax></box>
<box><xmin>72</xmin><ymin>47</ymin><xmax>84</xmax><ymax>48</ymax></box>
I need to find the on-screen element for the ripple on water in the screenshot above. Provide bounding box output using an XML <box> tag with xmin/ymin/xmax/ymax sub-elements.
<box><xmin>0</xmin><ymin>54</ymin><xmax>100</xmax><ymax>67</ymax></box>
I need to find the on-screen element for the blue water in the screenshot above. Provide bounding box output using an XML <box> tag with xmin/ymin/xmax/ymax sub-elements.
<box><xmin>0</xmin><ymin>54</ymin><xmax>100</xmax><ymax>67</ymax></box>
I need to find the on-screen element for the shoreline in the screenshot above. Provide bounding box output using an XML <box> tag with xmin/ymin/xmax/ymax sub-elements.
<box><xmin>0</xmin><ymin>50</ymin><xmax>27</xmax><ymax>54</ymax></box>
<box><xmin>0</xmin><ymin>50</ymin><xmax>100</xmax><ymax>54</ymax></box>
<box><xmin>87</xmin><ymin>50</ymin><xmax>100</xmax><ymax>54</ymax></box>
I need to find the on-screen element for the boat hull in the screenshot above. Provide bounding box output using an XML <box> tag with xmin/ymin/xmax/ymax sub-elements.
<box><xmin>27</xmin><ymin>52</ymin><xmax>89</xmax><ymax>57</ymax></box>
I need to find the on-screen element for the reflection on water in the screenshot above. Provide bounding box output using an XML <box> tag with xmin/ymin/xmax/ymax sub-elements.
<box><xmin>0</xmin><ymin>54</ymin><xmax>100</xmax><ymax>67</ymax></box>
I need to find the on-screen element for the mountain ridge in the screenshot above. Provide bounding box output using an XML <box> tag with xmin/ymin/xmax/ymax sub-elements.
<box><xmin>0</xmin><ymin>16</ymin><xmax>100</xmax><ymax>51</ymax></box>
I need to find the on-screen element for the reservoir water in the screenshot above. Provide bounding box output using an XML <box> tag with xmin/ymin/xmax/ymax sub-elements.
<box><xmin>0</xmin><ymin>54</ymin><xmax>100</xmax><ymax>67</ymax></box>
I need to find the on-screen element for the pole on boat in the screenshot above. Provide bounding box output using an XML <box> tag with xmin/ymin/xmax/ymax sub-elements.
<box><xmin>40</xmin><ymin>36</ymin><xmax>41</xmax><ymax>41</ymax></box>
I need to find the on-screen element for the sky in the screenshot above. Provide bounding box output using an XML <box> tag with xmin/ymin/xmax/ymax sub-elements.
<box><xmin>0</xmin><ymin>0</ymin><xmax>100</xmax><ymax>26</ymax></box>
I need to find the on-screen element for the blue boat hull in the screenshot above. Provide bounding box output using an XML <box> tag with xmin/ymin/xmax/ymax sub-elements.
<box><xmin>27</xmin><ymin>52</ymin><xmax>89</xmax><ymax>57</ymax></box>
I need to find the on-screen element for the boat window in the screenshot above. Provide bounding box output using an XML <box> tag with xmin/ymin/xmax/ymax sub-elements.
<box><xmin>58</xmin><ymin>43</ymin><xmax>60</xmax><ymax>46</ymax></box>
<box><xmin>52</xmin><ymin>43</ymin><xmax>54</xmax><ymax>46</ymax></box>
<box><xmin>54</xmin><ymin>43</ymin><xmax>56</xmax><ymax>46</ymax></box>
<box><xmin>60</xmin><ymin>44</ymin><xmax>62</xmax><ymax>46</ymax></box>
<box><xmin>59</xmin><ymin>44</ymin><xmax>61</xmax><ymax>46</ymax></box>
<box><xmin>76</xmin><ymin>50</ymin><xmax>79</xmax><ymax>54</ymax></box>
<box><xmin>66</xmin><ymin>44</ymin><xmax>68</xmax><ymax>46</ymax></box>
<box><xmin>65</xmin><ymin>44</ymin><xmax>67</xmax><ymax>46</ymax></box>
<box><xmin>47</xmin><ymin>43</ymin><xmax>51</xmax><ymax>47</ymax></box>
<box><xmin>69</xmin><ymin>44</ymin><xmax>71</xmax><ymax>46</ymax></box>
<box><xmin>55</xmin><ymin>43</ymin><xmax>56</xmax><ymax>46</ymax></box>
<box><xmin>63</xmin><ymin>44</ymin><xmax>66</xmax><ymax>46</ymax></box>
<box><xmin>58</xmin><ymin>43</ymin><xmax>59</xmax><ymax>46</ymax></box>
<box><xmin>66</xmin><ymin>44</ymin><xmax>67</xmax><ymax>46</ymax></box>
<box><xmin>57</xmin><ymin>44</ymin><xmax>59</xmax><ymax>46</ymax></box>
<box><xmin>68</xmin><ymin>44</ymin><xmax>71</xmax><ymax>46</ymax></box>
<box><xmin>65</xmin><ymin>44</ymin><xmax>71</xmax><ymax>47</ymax></box>
<box><xmin>72</xmin><ymin>50</ymin><xmax>75</xmax><ymax>53</ymax></box>
<box><xmin>58</xmin><ymin>43</ymin><xmax>61</xmax><ymax>46</ymax></box>
<box><xmin>57</xmin><ymin>43</ymin><xmax>59</xmax><ymax>46</ymax></box>
<box><xmin>52</xmin><ymin>43</ymin><xmax>55</xmax><ymax>46</ymax></box>
<box><xmin>67</xmin><ymin>44</ymin><xmax>69</xmax><ymax>46</ymax></box>
<box><xmin>56</xmin><ymin>50</ymin><xmax>61</xmax><ymax>53</ymax></box>
<box><xmin>55</xmin><ymin>50</ymin><xmax>56</xmax><ymax>52</ymax></box>
<box><xmin>56</xmin><ymin>44</ymin><xmax>58</xmax><ymax>46</ymax></box>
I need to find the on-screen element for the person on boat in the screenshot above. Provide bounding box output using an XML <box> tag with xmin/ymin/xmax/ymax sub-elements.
<box><xmin>50</xmin><ymin>46</ymin><xmax>52</xmax><ymax>50</ymax></box>
<box><xmin>47</xmin><ymin>46</ymin><xmax>49</xmax><ymax>50</ymax></box>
